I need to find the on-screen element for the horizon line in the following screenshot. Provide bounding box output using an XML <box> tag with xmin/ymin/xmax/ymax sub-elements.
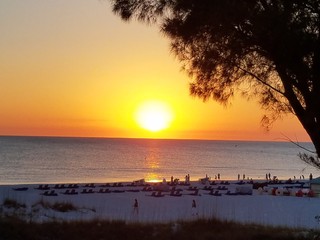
<box><xmin>0</xmin><ymin>134</ymin><xmax>312</xmax><ymax>144</ymax></box>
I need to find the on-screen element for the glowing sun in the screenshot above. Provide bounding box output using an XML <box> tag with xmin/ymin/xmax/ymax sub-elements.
<box><xmin>135</xmin><ymin>101</ymin><xmax>173</xmax><ymax>132</ymax></box>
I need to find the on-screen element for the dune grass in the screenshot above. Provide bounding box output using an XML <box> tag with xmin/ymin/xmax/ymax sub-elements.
<box><xmin>32</xmin><ymin>199</ymin><xmax>78</xmax><ymax>213</ymax></box>
<box><xmin>0</xmin><ymin>198</ymin><xmax>318</xmax><ymax>239</ymax></box>
<box><xmin>2</xmin><ymin>198</ymin><xmax>26</xmax><ymax>210</ymax></box>
<box><xmin>0</xmin><ymin>217</ymin><xmax>317</xmax><ymax>240</ymax></box>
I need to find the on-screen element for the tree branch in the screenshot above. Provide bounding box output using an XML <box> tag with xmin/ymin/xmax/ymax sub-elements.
<box><xmin>238</xmin><ymin>66</ymin><xmax>285</xmax><ymax>96</ymax></box>
<box><xmin>279</xmin><ymin>133</ymin><xmax>316</xmax><ymax>154</ymax></box>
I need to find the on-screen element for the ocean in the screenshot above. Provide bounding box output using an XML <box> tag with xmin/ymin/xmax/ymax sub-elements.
<box><xmin>0</xmin><ymin>136</ymin><xmax>317</xmax><ymax>185</ymax></box>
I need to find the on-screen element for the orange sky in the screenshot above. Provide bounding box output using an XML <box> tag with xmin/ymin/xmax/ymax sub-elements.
<box><xmin>0</xmin><ymin>0</ymin><xmax>311</xmax><ymax>142</ymax></box>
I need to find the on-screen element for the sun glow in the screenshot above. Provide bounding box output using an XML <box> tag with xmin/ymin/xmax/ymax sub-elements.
<box><xmin>135</xmin><ymin>100</ymin><xmax>173</xmax><ymax>132</ymax></box>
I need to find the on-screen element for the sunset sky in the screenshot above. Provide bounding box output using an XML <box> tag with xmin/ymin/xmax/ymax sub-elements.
<box><xmin>0</xmin><ymin>0</ymin><xmax>311</xmax><ymax>142</ymax></box>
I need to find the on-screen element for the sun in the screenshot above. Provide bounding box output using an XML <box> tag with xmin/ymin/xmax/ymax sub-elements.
<box><xmin>135</xmin><ymin>100</ymin><xmax>173</xmax><ymax>132</ymax></box>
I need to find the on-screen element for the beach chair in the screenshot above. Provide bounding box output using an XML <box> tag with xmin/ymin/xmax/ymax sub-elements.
<box><xmin>187</xmin><ymin>186</ymin><xmax>197</xmax><ymax>191</ymax></box>
<box><xmin>170</xmin><ymin>190</ymin><xmax>182</xmax><ymax>197</ymax></box>
<box><xmin>70</xmin><ymin>189</ymin><xmax>78</xmax><ymax>195</ymax></box>
<box><xmin>218</xmin><ymin>186</ymin><xmax>227</xmax><ymax>190</ymax></box>
<box><xmin>142</xmin><ymin>186</ymin><xmax>152</xmax><ymax>192</ymax></box>
<box><xmin>126</xmin><ymin>189</ymin><xmax>140</xmax><ymax>192</ymax></box>
<box><xmin>112</xmin><ymin>189</ymin><xmax>125</xmax><ymax>193</ymax></box>
<box><xmin>98</xmin><ymin>188</ymin><xmax>104</xmax><ymax>193</ymax></box>
<box><xmin>13</xmin><ymin>187</ymin><xmax>28</xmax><ymax>191</ymax></box>
<box><xmin>63</xmin><ymin>189</ymin><xmax>70</xmax><ymax>195</ymax></box>
<box><xmin>81</xmin><ymin>189</ymin><xmax>88</xmax><ymax>194</ymax></box>
<box><xmin>84</xmin><ymin>183</ymin><xmax>95</xmax><ymax>188</ymax></box>
<box><xmin>150</xmin><ymin>191</ymin><xmax>156</xmax><ymax>197</ymax></box>
<box><xmin>189</xmin><ymin>189</ymin><xmax>200</xmax><ymax>196</ymax></box>
<box><xmin>155</xmin><ymin>191</ymin><xmax>165</xmax><ymax>197</ymax></box>
<box><xmin>35</xmin><ymin>184</ymin><xmax>50</xmax><ymax>190</ymax></box>
<box><xmin>97</xmin><ymin>188</ymin><xmax>110</xmax><ymax>193</ymax></box>
<box><xmin>211</xmin><ymin>190</ymin><xmax>222</xmax><ymax>196</ymax></box>
<box><xmin>43</xmin><ymin>190</ymin><xmax>58</xmax><ymax>196</ymax></box>
<box><xmin>49</xmin><ymin>190</ymin><xmax>57</xmax><ymax>196</ymax></box>
<box><xmin>203</xmin><ymin>186</ymin><xmax>213</xmax><ymax>191</ymax></box>
<box><xmin>225</xmin><ymin>190</ymin><xmax>238</xmax><ymax>196</ymax></box>
<box><xmin>210</xmin><ymin>181</ymin><xmax>217</xmax><ymax>185</ymax></box>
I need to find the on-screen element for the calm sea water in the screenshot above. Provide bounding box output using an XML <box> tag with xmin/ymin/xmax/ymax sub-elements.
<box><xmin>0</xmin><ymin>136</ymin><xmax>317</xmax><ymax>185</ymax></box>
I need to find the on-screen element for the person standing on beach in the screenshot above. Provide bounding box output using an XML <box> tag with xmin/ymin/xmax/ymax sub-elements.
<box><xmin>133</xmin><ymin>198</ymin><xmax>139</xmax><ymax>215</ymax></box>
<box><xmin>191</xmin><ymin>199</ymin><xmax>198</xmax><ymax>216</ymax></box>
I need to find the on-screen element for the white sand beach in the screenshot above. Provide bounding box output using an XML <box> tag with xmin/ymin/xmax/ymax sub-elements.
<box><xmin>1</xmin><ymin>178</ymin><xmax>320</xmax><ymax>230</ymax></box>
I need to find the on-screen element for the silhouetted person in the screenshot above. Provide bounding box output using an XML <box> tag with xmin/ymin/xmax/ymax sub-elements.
<box><xmin>133</xmin><ymin>198</ymin><xmax>139</xmax><ymax>215</ymax></box>
<box><xmin>191</xmin><ymin>199</ymin><xmax>198</xmax><ymax>216</ymax></box>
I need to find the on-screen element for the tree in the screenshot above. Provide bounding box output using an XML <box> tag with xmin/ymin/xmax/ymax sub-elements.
<box><xmin>110</xmin><ymin>0</ymin><xmax>320</xmax><ymax>166</ymax></box>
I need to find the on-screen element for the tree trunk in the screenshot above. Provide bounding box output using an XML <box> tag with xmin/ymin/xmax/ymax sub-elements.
<box><xmin>279</xmin><ymin>71</ymin><xmax>320</xmax><ymax>159</ymax></box>
<box><xmin>297</xmin><ymin>113</ymin><xmax>320</xmax><ymax>159</ymax></box>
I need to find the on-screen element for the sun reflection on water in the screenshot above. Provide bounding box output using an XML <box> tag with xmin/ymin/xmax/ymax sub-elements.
<box><xmin>145</xmin><ymin>173</ymin><xmax>162</xmax><ymax>183</ymax></box>
<box><xmin>143</xmin><ymin>148</ymin><xmax>163</xmax><ymax>182</ymax></box>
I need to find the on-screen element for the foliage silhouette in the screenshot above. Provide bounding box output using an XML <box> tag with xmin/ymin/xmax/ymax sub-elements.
<box><xmin>110</xmin><ymin>0</ymin><xmax>320</xmax><ymax>163</ymax></box>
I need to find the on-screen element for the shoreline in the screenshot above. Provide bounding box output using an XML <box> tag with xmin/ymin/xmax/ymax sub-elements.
<box><xmin>0</xmin><ymin>178</ymin><xmax>319</xmax><ymax>230</ymax></box>
<box><xmin>0</xmin><ymin>174</ymin><xmax>311</xmax><ymax>187</ymax></box>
